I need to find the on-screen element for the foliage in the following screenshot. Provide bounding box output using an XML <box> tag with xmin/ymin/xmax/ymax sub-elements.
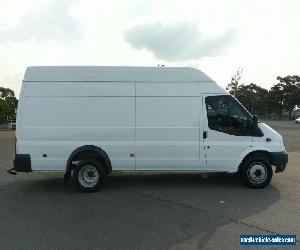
<box><xmin>235</xmin><ymin>83</ymin><xmax>270</xmax><ymax>116</ymax></box>
<box><xmin>0</xmin><ymin>99</ymin><xmax>10</xmax><ymax>119</ymax></box>
<box><xmin>0</xmin><ymin>87</ymin><xmax>15</xmax><ymax>99</ymax></box>
<box><xmin>229</xmin><ymin>71</ymin><xmax>300</xmax><ymax>120</ymax></box>
<box><xmin>0</xmin><ymin>87</ymin><xmax>18</xmax><ymax>119</ymax></box>
<box><xmin>228</xmin><ymin>68</ymin><xmax>243</xmax><ymax>96</ymax></box>
<box><xmin>275</xmin><ymin>75</ymin><xmax>300</xmax><ymax>119</ymax></box>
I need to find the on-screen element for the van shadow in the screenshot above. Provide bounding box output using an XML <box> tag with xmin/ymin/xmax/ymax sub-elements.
<box><xmin>3</xmin><ymin>173</ymin><xmax>280</xmax><ymax>249</ymax></box>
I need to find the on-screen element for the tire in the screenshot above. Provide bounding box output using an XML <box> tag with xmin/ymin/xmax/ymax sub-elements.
<box><xmin>241</xmin><ymin>154</ymin><xmax>273</xmax><ymax>188</ymax></box>
<box><xmin>73</xmin><ymin>159</ymin><xmax>106</xmax><ymax>192</ymax></box>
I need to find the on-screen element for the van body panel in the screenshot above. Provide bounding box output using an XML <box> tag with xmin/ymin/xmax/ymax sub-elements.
<box><xmin>253</xmin><ymin>122</ymin><xmax>286</xmax><ymax>152</ymax></box>
<box><xmin>23</xmin><ymin>81</ymin><xmax>135</xmax><ymax>97</ymax></box>
<box><xmin>15</xmin><ymin>66</ymin><xmax>287</xmax><ymax>175</ymax></box>
<box><xmin>136</xmin><ymin>82</ymin><xmax>199</xmax><ymax>96</ymax></box>
<box><xmin>18</xmin><ymin>92</ymin><xmax>135</xmax><ymax>171</ymax></box>
<box><xmin>136</xmin><ymin>96</ymin><xmax>201</xmax><ymax>170</ymax></box>
<box><xmin>23</xmin><ymin>66</ymin><xmax>213</xmax><ymax>82</ymax></box>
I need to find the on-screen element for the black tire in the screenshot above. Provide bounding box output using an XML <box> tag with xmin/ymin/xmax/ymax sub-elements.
<box><xmin>241</xmin><ymin>153</ymin><xmax>273</xmax><ymax>188</ymax></box>
<box><xmin>73</xmin><ymin>159</ymin><xmax>106</xmax><ymax>192</ymax></box>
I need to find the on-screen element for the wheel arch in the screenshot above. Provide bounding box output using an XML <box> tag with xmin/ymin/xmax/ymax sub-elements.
<box><xmin>66</xmin><ymin>145</ymin><xmax>112</xmax><ymax>175</ymax></box>
<box><xmin>236</xmin><ymin>149</ymin><xmax>274</xmax><ymax>172</ymax></box>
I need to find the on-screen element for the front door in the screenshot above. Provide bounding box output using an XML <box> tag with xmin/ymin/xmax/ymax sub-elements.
<box><xmin>202</xmin><ymin>94</ymin><xmax>253</xmax><ymax>171</ymax></box>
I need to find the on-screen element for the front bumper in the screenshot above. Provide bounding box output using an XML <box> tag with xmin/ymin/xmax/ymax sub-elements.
<box><xmin>271</xmin><ymin>151</ymin><xmax>288</xmax><ymax>173</ymax></box>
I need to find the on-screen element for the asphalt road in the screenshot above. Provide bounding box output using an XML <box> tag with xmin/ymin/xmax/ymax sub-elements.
<box><xmin>0</xmin><ymin>121</ymin><xmax>299</xmax><ymax>249</ymax></box>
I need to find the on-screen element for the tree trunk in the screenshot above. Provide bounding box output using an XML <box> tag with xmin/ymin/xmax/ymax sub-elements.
<box><xmin>278</xmin><ymin>106</ymin><xmax>282</xmax><ymax>120</ymax></box>
<box><xmin>288</xmin><ymin>109</ymin><xmax>292</xmax><ymax>120</ymax></box>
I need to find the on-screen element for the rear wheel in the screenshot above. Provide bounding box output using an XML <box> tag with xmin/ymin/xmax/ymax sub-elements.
<box><xmin>241</xmin><ymin>154</ymin><xmax>273</xmax><ymax>188</ymax></box>
<box><xmin>73</xmin><ymin>159</ymin><xmax>106</xmax><ymax>192</ymax></box>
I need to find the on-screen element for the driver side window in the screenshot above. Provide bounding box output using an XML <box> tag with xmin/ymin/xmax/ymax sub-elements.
<box><xmin>205</xmin><ymin>95</ymin><xmax>251</xmax><ymax>136</ymax></box>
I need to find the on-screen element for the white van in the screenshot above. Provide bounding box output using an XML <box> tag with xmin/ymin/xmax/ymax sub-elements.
<box><xmin>11</xmin><ymin>66</ymin><xmax>288</xmax><ymax>192</ymax></box>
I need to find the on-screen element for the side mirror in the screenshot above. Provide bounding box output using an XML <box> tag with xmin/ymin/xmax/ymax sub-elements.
<box><xmin>252</xmin><ymin>115</ymin><xmax>258</xmax><ymax>128</ymax></box>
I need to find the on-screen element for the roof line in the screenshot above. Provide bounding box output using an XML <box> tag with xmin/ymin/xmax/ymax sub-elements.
<box><xmin>23</xmin><ymin>80</ymin><xmax>215</xmax><ymax>83</ymax></box>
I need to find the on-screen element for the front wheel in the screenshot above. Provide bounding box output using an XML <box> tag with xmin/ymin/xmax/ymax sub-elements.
<box><xmin>241</xmin><ymin>154</ymin><xmax>273</xmax><ymax>188</ymax></box>
<box><xmin>73</xmin><ymin>159</ymin><xmax>106</xmax><ymax>192</ymax></box>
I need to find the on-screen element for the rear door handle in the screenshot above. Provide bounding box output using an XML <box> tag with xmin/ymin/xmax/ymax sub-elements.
<box><xmin>203</xmin><ymin>131</ymin><xmax>208</xmax><ymax>139</ymax></box>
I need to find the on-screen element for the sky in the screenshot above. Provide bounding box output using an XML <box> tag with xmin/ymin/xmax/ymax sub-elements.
<box><xmin>0</xmin><ymin>0</ymin><xmax>299</xmax><ymax>96</ymax></box>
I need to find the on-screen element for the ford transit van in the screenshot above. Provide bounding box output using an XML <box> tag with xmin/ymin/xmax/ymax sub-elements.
<box><xmin>11</xmin><ymin>66</ymin><xmax>288</xmax><ymax>192</ymax></box>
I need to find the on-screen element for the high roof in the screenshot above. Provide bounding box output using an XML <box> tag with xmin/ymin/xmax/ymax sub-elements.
<box><xmin>23</xmin><ymin>66</ymin><xmax>214</xmax><ymax>82</ymax></box>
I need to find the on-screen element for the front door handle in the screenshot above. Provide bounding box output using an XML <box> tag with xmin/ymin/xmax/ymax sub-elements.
<box><xmin>203</xmin><ymin>131</ymin><xmax>208</xmax><ymax>139</ymax></box>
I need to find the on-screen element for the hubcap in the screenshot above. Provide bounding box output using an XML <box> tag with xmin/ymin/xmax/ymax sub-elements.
<box><xmin>78</xmin><ymin>164</ymin><xmax>99</xmax><ymax>188</ymax></box>
<box><xmin>247</xmin><ymin>162</ymin><xmax>267</xmax><ymax>184</ymax></box>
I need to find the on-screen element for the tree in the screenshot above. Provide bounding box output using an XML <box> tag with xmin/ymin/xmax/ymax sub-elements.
<box><xmin>5</xmin><ymin>96</ymin><xmax>18</xmax><ymax>115</ymax></box>
<box><xmin>0</xmin><ymin>87</ymin><xmax>18</xmax><ymax>119</ymax></box>
<box><xmin>234</xmin><ymin>83</ymin><xmax>269</xmax><ymax>116</ymax></box>
<box><xmin>0</xmin><ymin>99</ymin><xmax>10</xmax><ymax>119</ymax></box>
<box><xmin>229</xmin><ymin>72</ymin><xmax>300</xmax><ymax>120</ymax></box>
<box><xmin>227</xmin><ymin>68</ymin><xmax>243</xmax><ymax>96</ymax></box>
<box><xmin>275</xmin><ymin>75</ymin><xmax>300</xmax><ymax>120</ymax></box>
<box><xmin>269</xmin><ymin>84</ymin><xmax>285</xmax><ymax>119</ymax></box>
<box><xmin>0</xmin><ymin>87</ymin><xmax>15</xmax><ymax>99</ymax></box>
